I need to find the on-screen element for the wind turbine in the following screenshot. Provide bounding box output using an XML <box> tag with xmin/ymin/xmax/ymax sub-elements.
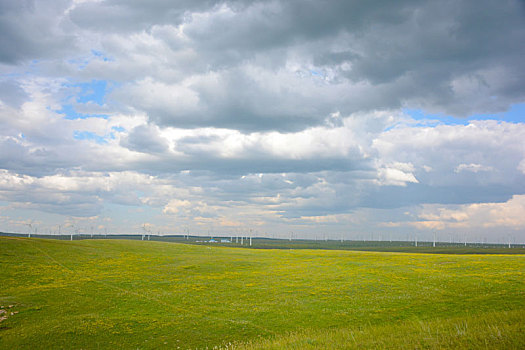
<box><xmin>142</xmin><ymin>224</ymin><xmax>149</xmax><ymax>241</ymax></box>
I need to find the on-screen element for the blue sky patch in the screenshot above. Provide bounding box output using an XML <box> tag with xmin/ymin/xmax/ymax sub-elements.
<box><xmin>73</xmin><ymin>131</ymin><xmax>108</xmax><ymax>144</ymax></box>
<box><xmin>468</xmin><ymin>103</ymin><xmax>525</xmax><ymax>123</ymax></box>
<box><xmin>404</xmin><ymin>103</ymin><xmax>525</xmax><ymax>126</ymax></box>
<box><xmin>111</xmin><ymin>126</ymin><xmax>126</xmax><ymax>132</ymax></box>
<box><xmin>76</xmin><ymin>80</ymin><xmax>107</xmax><ymax>105</ymax></box>
<box><xmin>57</xmin><ymin>104</ymin><xmax>108</xmax><ymax>120</ymax></box>
<box><xmin>57</xmin><ymin>79</ymin><xmax>117</xmax><ymax>119</ymax></box>
<box><xmin>403</xmin><ymin>109</ymin><xmax>468</xmax><ymax>126</ymax></box>
<box><xmin>62</xmin><ymin>78</ymin><xmax>116</xmax><ymax>106</ymax></box>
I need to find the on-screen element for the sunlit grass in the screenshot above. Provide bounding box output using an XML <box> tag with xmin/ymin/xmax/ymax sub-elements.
<box><xmin>1</xmin><ymin>237</ymin><xmax>524</xmax><ymax>349</ymax></box>
<box><xmin>233</xmin><ymin>310</ymin><xmax>525</xmax><ymax>349</ymax></box>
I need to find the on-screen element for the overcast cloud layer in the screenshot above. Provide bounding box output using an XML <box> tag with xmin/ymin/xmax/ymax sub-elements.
<box><xmin>1</xmin><ymin>0</ymin><xmax>524</xmax><ymax>242</ymax></box>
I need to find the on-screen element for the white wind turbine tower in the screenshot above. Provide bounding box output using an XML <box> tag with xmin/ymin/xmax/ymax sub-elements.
<box><xmin>142</xmin><ymin>224</ymin><xmax>151</xmax><ymax>241</ymax></box>
<box><xmin>26</xmin><ymin>222</ymin><xmax>33</xmax><ymax>238</ymax></box>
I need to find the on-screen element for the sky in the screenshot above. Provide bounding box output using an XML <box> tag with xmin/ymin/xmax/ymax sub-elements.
<box><xmin>1</xmin><ymin>0</ymin><xmax>525</xmax><ymax>243</ymax></box>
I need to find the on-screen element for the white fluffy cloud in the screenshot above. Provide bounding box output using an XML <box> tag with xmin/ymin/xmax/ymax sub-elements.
<box><xmin>373</xmin><ymin>121</ymin><xmax>525</xmax><ymax>189</ymax></box>
<box><xmin>413</xmin><ymin>195</ymin><xmax>525</xmax><ymax>231</ymax></box>
<box><xmin>376</xmin><ymin>162</ymin><xmax>419</xmax><ymax>187</ymax></box>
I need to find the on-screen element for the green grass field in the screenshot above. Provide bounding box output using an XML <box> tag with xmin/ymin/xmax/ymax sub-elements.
<box><xmin>1</xmin><ymin>237</ymin><xmax>524</xmax><ymax>349</ymax></box>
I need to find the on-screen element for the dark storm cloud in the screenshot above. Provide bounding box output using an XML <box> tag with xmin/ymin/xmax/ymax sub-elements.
<box><xmin>3</xmin><ymin>0</ymin><xmax>525</xmax><ymax>125</ymax></box>
<box><xmin>0</xmin><ymin>0</ymin><xmax>75</xmax><ymax>64</ymax></box>
<box><xmin>4</xmin><ymin>0</ymin><xmax>520</xmax><ymax>129</ymax></box>
<box><xmin>68</xmin><ymin>0</ymin><xmax>228</xmax><ymax>33</ymax></box>
<box><xmin>81</xmin><ymin>0</ymin><xmax>525</xmax><ymax>131</ymax></box>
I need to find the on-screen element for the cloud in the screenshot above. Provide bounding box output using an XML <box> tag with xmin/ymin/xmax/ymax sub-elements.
<box><xmin>412</xmin><ymin>195</ymin><xmax>525</xmax><ymax>231</ymax></box>
<box><xmin>454</xmin><ymin>163</ymin><xmax>494</xmax><ymax>173</ymax></box>
<box><xmin>376</xmin><ymin>162</ymin><xmax>419</xmax><ymax>186</ymax></box>
<box><xmin>163</xmin><ymin>199</ymin><xmax>192</xmax><ymax>215</ymax></box>
<box><xmin>15</xmin><ymin>0</ymin><xmax>520</xmax><ymax>131</ymax></box>
<box><xmin>121</xmin><ymin>123</ymin><xmax>170</xmax><ymax>154</ymax></box>
<box><xmin>373</xmin><ymin>120</ymin><xmax>525</xmax><ymax>189</ymax></box>
<box><xmin>0</xmin><ymin>0</ymin><xmax>76</xmax><ymax>64</ymax></box>
<box><xmin>0</xmin><ymin>169</ymin><xmax>195</xmax><ymax>217</ymax></box>
<box><xmin>0</xmin><ymin>80</ymin><xmax>29</xmax><ymax>108</ymax></box>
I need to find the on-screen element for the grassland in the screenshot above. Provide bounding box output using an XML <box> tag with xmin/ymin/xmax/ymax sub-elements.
<box><xmin>5</xmin><ymin>232</ymin><xmax>523</xmax><ymax>255</ymax></box>
<box><xmin>1</xmin><ymin>236</ymin><xmax>524</xmax><ymax>349</ymax></box>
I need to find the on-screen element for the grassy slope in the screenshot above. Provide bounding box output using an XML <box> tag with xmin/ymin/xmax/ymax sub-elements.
<box><xmin>0</xmin><ymin>237</ymin><xmax>524</xmax><ymax>349</ymax></box>
<box><xmin>146</xmin><ymin>236</ymin><xmax>525</xmax><ymax>254</ymax></box>
<box><xmin>236</xmin><ymin>310</ymin><xmax>525</xmax><ymax>349</ymax></box>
